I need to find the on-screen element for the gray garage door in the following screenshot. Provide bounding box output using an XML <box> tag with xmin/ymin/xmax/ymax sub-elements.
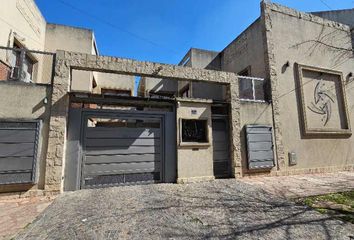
<box><xmin>0</xmin><ymin>121</ymin><xmax>39</xmax><ymax>185</ymax></box>
<box><xmin>212</xmin><ymin>118</ymin><xmax>230</xmax><ymax>178</ymax></box>
<box><xmin>81</xmin><ymin>115</ymin><xmax>162</xmax><ymax>188</ymax></box>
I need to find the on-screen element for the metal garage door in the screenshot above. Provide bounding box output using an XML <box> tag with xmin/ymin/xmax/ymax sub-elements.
<box><xmin>212</xmin><ymin>118</ymin><xmax>230</xmax><ymax>178</ymax></box>
<box><xmin>0</xmin><ymin>121</ymin><xmax>39</xmax><ymax>185</ymax></box>
<box><xmin>81</xmin><ymin>114</ymin><xmax>162</xmax><ymax>188</ymax></box>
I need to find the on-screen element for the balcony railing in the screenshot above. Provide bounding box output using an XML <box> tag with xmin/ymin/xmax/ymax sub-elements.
<box><xmin>0</xmin><ymin>46</ymin><xmax>55</xmax><ymax>84</ymax></box>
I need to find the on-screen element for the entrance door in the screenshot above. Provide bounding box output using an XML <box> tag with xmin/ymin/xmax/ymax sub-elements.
<box><xmin>212</xmin><ymin>118</ymin><xmax>231</xmax><ymax>178</ymax></box>
<box><xmin>81</xmin><ymin>113</ymin><xmax>163</xmax><ymax>188</ymax></box>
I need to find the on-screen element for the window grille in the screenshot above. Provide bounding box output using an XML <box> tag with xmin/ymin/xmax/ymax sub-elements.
<box><xmin>239</xmin><ymin>76</ymin><xmax>266</xmax><ymax>102</ymax></box>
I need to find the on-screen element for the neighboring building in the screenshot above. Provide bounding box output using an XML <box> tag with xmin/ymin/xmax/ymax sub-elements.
<box><xmin>45</xmin><ymin>23</ymin><xmax>135</xmax><ymax>95</ymax></box>
<box><xmin>312</xmin><ymin>9</ymin><xmax>354</xmax><ymax>38</ymax></box>
<box><xmin>0</xmin><ymin>0</ymin><xmax>135</xmax><ymax>93</ymax></box>
<box><xmin>0</xmin><ymin>1</ymin><xmax>353</xmax><ymax>195</ymax></box>
<box><xmin>138</xmin><ymin>76</ymin><xmax>178</xmax><ymax>98</ymax></box>
<box><xmin>138</xmin><ymin>48</ymin><xmax>226</xmax><ymax>100</ymax></box>
<box><xmin>177</xmin><ymin>48</ymin><xmax>225</xmax><ymax>101</ymax></box>
<box><xmin>44</xmin><ymin>23</ymin><xmax>98</xmax><ymax>91</ymax></box>
<box><xmin>0</xmin><ymin>0</ymin><xmax>46</xmax><ymax>83</ymax></box>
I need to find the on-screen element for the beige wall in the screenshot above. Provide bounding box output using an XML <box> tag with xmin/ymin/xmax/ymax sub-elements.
<box><xmin>221</xmin><ymin>18</ymin><xmax>267</xmax><ymax>78</ymax></box>
<box><xmin>267</xmin><ymin>4</ymin><xmax>354</xmax><ymax>172</ymax></box>
<box><xmin>240</xmin><ymin>102</ymin><xmax>274</xmax><ymax>174</ymax></box>
<box><xmin>95</xmin><ymin>72</ymin><xmax>135</xmax><ymax>95</ymax></box>
<box><xmin>139</xmin><ymin>77</ymin><xmax>178</xmax><ymax>97</ymax></box>
<box><xmin>45</xmin><ymin>24</ymin><xmax>135</xmax><ymax>93</ymax></box>
<box><xmin>44</xmin><ymin>24</ymin><xmax>95</xmax><ymax>87</ymax></box>
<box><xmin>0</xmin><ymin>81</ymin><xmax>51</xmax><ymax>189</ymax></box>
<box><xmin>0</xmin><ymin>0</ymin><xmax>46</xmax><ymax>52</ymax></box>
<box><xmin>45</xmin><ymin>24</ymin><xmax>94</xmax><ymax>54</ymax></box>
<box><xmin>176</xmin><ymin>100</ymin><xmax>214</xmax><ymax>183</ymax></box>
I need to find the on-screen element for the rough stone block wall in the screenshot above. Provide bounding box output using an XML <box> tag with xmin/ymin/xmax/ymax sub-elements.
<box><xmin>44</xmin><ymin>55</ymin><xmax>70</xmax><ymax>192</ymax></box>
<box><xmin>261</xmin><ymin>2</ymin><xmax>287</xmax><ymax>170</ymax></box>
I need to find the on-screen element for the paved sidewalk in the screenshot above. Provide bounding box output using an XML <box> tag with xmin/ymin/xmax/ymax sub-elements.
<box><xmin>0</xmin><ymin>196</ymin><xmax>54</xmax><ymax>240</ymax></box>
<box><xmin>240</xmin><ymin>171</ymin><xmax>354</xmax><ymax>198</ymax></box>
<box><xmin>15</xmin><ymin>180</ymin><xmax>354</xmax><ymax>240</ymax></box>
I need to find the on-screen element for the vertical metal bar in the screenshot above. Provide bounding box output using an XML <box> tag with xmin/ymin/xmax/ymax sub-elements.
<box><xmin>31</xmin><ymin>120</ymin><xmax>41</xmax><ymax>183</ymax></box>
<box><xmin>252</xmin><ymin>79</ymin><xmax>255</xmax><ymax>101</ymax></box>
<box><xmin>18</xmin><ymin>49</ymin><xmax>25</xmax><ymax>81</ymax></box>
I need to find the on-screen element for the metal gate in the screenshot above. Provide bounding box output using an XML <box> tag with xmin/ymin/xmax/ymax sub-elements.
<box><xmin>80</xmin><ymin>112</ymin><xmax>164</xmax><ymax>189</ymax></box>
<box><xmin>212</xmin><ymin>118</ymin><xmax>231</xmax><ymax>178</ymax></box>
<box><xmin>0</xmin><ymin>120</ymin><xmax>39</xmax><ymax>185</ymax></box>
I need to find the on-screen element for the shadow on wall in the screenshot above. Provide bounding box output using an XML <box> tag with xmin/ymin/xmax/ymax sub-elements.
<box><xmin>33</xmin><ymin>86</ymin><xmax>52</xmax><ymax>189</ymax></box>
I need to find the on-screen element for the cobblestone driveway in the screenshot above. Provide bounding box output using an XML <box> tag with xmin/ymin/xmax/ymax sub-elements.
<box><xmin>15</xmin><ymin>180</ymin><xmax>354</xmax><ymax>240</ymax></box>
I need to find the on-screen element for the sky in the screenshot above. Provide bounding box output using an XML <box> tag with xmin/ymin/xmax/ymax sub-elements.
<box><xmin>35</xmin><ymin>0</ymin><xmax>354</xmax><ymax>65</ymax></box>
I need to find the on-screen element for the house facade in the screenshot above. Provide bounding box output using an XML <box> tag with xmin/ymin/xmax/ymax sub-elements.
<box><xmin>141</xmin><ymin>2</ymin><xmax>354</xmax><ymax>177</ymax></box>
<box><xmin>0</xmin><ymin>1</ymin><xmax>353</xmax><ymax>195</ymax></box>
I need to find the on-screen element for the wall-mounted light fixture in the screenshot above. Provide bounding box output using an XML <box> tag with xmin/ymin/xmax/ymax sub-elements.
<box><xmin>347</xmin><ymin>72</ymin><xmax>354</xmax><ymax>83</ymax></box>
<box><xmin>282</xmin><ymin>61</ymin><xmax>290</xmax><ymax>73</ymax></box>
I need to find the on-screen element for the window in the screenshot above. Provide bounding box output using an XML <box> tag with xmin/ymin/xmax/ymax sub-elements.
<box><xmin>238</xmin><ymin>66</ymin><xmax>251</xmax><ymax>77</ymax></box>
<box><xmin>10</xmin><ymin>42</ymin><xmax>37</xmax><ymax>82</ymax></box>
<box><xmin>149</xmin><ymin>91</ymin><xmax>175</xmax><ymax>99</ymax></box>
<box><xmin>179</xmin><ymin>83</ymin><xmax>190</xmax><ymax>98</ymax></box>
<box><xmin>239</xmin><ymin>77</ymin><xmax>265</xmax><ymax>102</ymax></box>
<box><xmin>239</xmin><ymin>77</ymin><xmax>253</xmax><ymax>99</ymax></box>
<box><xmin>181</xmin><ymin>119</ymin><xmax>208</xmax><ymax>143</ymax></box>
<box><xmin>101</xmin><ymin>89</ymin><xmax>131</xmax><ymax>97</ymax></box>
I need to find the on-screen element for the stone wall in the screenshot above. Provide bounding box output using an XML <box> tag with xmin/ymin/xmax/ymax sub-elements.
<box><xmin>221</xmin><ymin>18</ymin><xmax>267</xmax><ymax>78</ymax></box>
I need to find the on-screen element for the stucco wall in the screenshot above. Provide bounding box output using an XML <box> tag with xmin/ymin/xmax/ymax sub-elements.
<box><xmin>139</xmin><ymin>77</ymin><xmax>178</xmax><ymax>97</ymax></box>
<box><xmin>44</xmin><ymin>24</ymin><xmax>94</xmax><ymax>88</ymax></box>
<box><xmin>176</xmin><ymin>100</ymin><xmax>214</xmax><ymax>183</ymax></box>
<box><xmin>240</xmin><ymin>102</ymin><xmax>274</xmax><ymax>174</ymax></box>
<box><xmin>0</xmin><ymin>81</ymin><xmax>51</xmax><ymax>189</ymax></box>
<box><xmin>95</xmin><ymin>73</ymin><xmax>135</xmax><ymax>95</ymax></box>
<box><xmin>264</xmin><ymin>3</ymin><xmax>354</xmax><ymax>173</ymax></box>
<box><xmin>139</xmin><ymin>48</ymin><xmax>224</xmax><ymax>99</ymax></box>
<box><xmin>221</xmin><ymin>18</ymin><xmax>267</xmax><ymax>78</ymax></box>
<box><xmin>189</xmin><ymin>48</ymin><xmax>220</xmax><ymax>69</ymax></box>
<box><xmin>45</xmin><ymin>24</ymin><xmax>94</xmax><ymax>54</ymax></box>
<box><xmin>0</xmin><ymin>0</ymin><xmax>46</xmax><ymax>54</ymax></box>
<box><xmin>179</xmin><ymin>49</ymin><xmax>225</xmax><ymax>100</ymax></box>
<box><xmin>312</xmin><ymin>9</ymin><xmax>354</xmax><ymax>28</ymax></box>
<box><xmin>312</xmin><ymin>9</ymin><xmax>354</xmax><ymax>48</ymax></box>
